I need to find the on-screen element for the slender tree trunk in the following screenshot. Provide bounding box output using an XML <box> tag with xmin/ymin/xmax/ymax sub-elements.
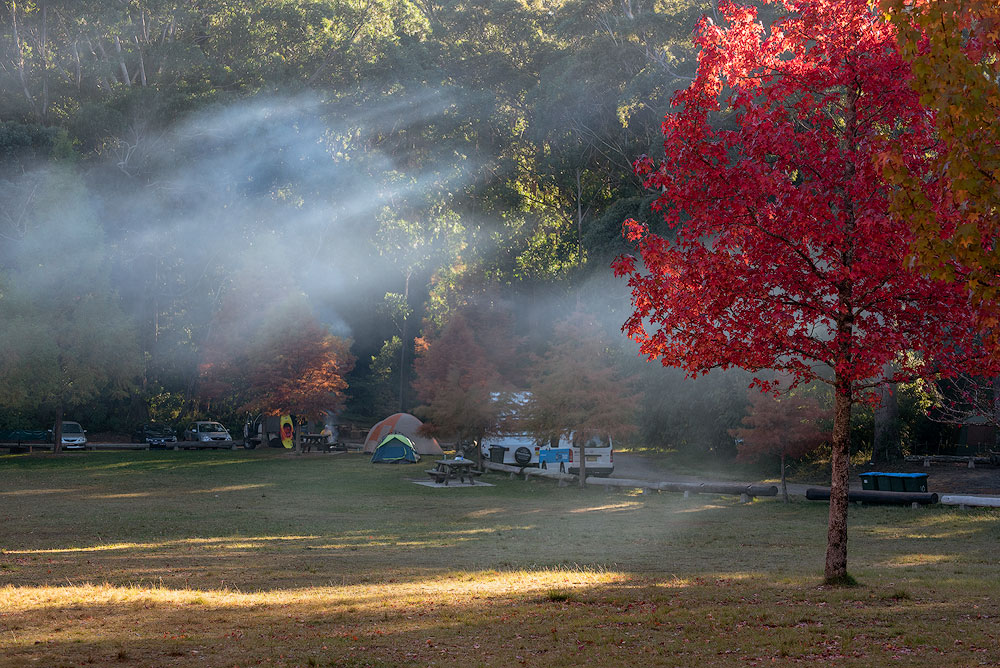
<box><xmin>72</xmin><ymin>39</ymin><xmax>82</xmax><ymax>88</ymax></box>
<box><xmin>576</xmin><ymin>168</ymin><xmax>584</xmax><ymax>264</ymax></box>
<box><xmin>398</xmin><ymin>271</ymin><xmax>411</xmax><ymax>412</ymax></box>
<box><xmin>873</xmin><ymin>367</ymin><xmax>900</xmax><ymax>462</ymax></box>
<box><xmin>114</xmin><ymin>35</ymin><xmax>131</xmax><ymax>86</ymax></box>
<box><xmin>40</xmin><ymin>1</ymin><xmax>48</xmax><ymax>120</ymax></box>
<box><xmin>10</xmin><ymin>1</ymin><xmax>37</xmax><ymax>116</ymax></box>
<box><xmin>992</xmin><ymin>376</ymin><xmax>1000</xmax><ymax>449</ymax></box>
<box><xmin>825</xmin><ymin>89</ymin><xmax>858</xmax><ymax>583</ymax></box>
<box><xmin>134</xmin><ymin>36</ymin><xmax>147</xmax><ymax>86</ymax></box>
<box><xmin>576</xmin><ymin>433</ymin><xmax>587</xmax><ymax>487</ymax></box>
<box><xmin>780</xmin><ymin>451</ymin><xmax>788</xmax><ymax>504</ymax></box>
<box><xmin>53</xmin><ymin>403</ymin><xmax>64</xmax><ymax>454</ymax></box>
<box><xmin>95</xmin><ymin>40</ymin><xmax>118</xmax><ymax>85</ymax></box>
<box><xmin>825</xmin><ymin>377</ymin><xmax>852</xmax><ymax>582</ymax></box>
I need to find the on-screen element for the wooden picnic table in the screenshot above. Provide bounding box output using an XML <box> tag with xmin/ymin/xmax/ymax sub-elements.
<box><xmin>426</xmin><ymin>459</ymin><xmax>479</xmax><ymax>485</ymax></box>
<box><xmin>300</xmin><ymin>434</ymin><xmax>334</xmax><ymax>452</ymax></box>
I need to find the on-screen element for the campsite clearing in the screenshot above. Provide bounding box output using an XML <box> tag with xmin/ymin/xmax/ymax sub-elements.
<box><xmin>1</xmin><ymin>450</ymin><xmax>998</xmax><ymax>667</ymax></box>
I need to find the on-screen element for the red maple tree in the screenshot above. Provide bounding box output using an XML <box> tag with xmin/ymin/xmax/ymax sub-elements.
<box><xmin>613</xmin><ymin>0</ymin><xmax>999</xmax><ymax>581</ymax></box>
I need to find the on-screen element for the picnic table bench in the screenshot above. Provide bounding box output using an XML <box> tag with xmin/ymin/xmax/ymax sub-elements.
<box><xmin>300</xmin><ymin>434</ymin><xmax>335</xmax><ymax>452</ymax></box>
<box><xmin>426</xmin><ymin>459</ymin><xmax>481</xmax><ymax>485</ymax></box>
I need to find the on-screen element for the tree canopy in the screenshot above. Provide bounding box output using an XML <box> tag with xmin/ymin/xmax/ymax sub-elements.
<box><xmin>882</xmin><ymin>0</ymin><xmax>1000</xmax><ymax>303</ymax></box>
<box><xmin>613</xmin><ymin>0</ymin><xmax>1000</xmax><ymax>580</ymax></box>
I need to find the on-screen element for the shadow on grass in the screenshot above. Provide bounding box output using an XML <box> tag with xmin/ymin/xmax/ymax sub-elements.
<box><xmin>3</xmin><ymin>570</ymin><xmax>999</xmax><ymax>668</ymax></box>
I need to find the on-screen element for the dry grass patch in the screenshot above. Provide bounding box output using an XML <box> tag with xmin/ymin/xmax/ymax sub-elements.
<box><xmin>0</xmin><ymin>451</ymin><xmax>998</xmax><ymax>666</ymax></box>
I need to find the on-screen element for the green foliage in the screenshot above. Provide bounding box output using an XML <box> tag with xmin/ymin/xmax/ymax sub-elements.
<box><xmin>0</xmin><ymin>167</ymin><xmax>141</xmax><ymax>427</ymax></box>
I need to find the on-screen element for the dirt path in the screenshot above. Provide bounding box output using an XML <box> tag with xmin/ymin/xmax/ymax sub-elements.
<box><xmin>612</xmin><ymin>452</ymin><xmax>1000</xmax><ymax>496</ymax></box>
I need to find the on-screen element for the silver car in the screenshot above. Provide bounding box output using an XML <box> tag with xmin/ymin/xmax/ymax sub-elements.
<box><xmin>53</xmin><ymin>421</ymin><xmax>87</xmax><ymax>449</ymax></box>
<box><xmin>182</xmin><ymin>421</ymin><xmax>232</xmax><ymax>443</ymax></box>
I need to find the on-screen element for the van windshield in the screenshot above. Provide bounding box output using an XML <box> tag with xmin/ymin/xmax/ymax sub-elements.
<box><xmin>62</xmin><ymin>423</ymin><xmax>83</xmax><ymax>434</ymax></box>
<box><xmin>199</xmin><ymin>423</ymin><xmax>226</xmax><ymax>432</ymax></box>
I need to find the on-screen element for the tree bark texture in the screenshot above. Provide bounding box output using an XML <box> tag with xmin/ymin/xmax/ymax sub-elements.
<box><xmin>825</xmin><ymin>380</ymin><xmax>852</xmax><ymax>581</ymax></box>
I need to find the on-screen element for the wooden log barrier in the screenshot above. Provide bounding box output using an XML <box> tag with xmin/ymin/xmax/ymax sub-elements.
<box><xmin>483</xmin><ymin>462</ymin><xmax>779</xmax><ymax>498</ymax></box>
<box><xmin>939</xmin><ymin>495</ymin><xmax>1000</xmax><ymax>508</ymax></box>
<box><xmin>484</xmin><ymin>461</ymin><xmax>576</xmax><ymax>483</ymax></box>
<box><xmin>805</xmin><ymin>488</ymin><xmax>939</xmax><ymax>505</ymax></box>
<box><xmin>587</xmin><ymin>477</ymin><xmax>778</xmax><ymax>498</ymax></box>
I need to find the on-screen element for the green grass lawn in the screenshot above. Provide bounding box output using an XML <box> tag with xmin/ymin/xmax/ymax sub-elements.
<box><xmin>1</xmin><ymin>450</ymin><xmax>998</xmax><ymax>667</ymax></box>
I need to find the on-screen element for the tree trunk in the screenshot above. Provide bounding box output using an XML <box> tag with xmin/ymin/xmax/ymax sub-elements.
<box><xmin>114</xmin><ymin>35</ymin><xmax>131</xmax><ymax>86</ymax></box>
<box><xmin>134</xmin><ymin>36</ymin><xmax>147</xmax><ymax>86</ymax></box>
<box><xmin>40</xmin><ymin>1</ymin><xmax>48</xmax><ymax>120</ymax></box>
<box><xmin>95</xmin><ymin>40</ymin><xmax>118</xmax><ymax>85</ymax></box>
<box><xmin>398</xmin><ymin>271</ymin><xmax>411</xmax><ymax>412</ymax></box>
<box><xmin>993</xmin><ymin>376</ymin><xmax>1000</xmax><ymax>448</ymax></box>
<box><xmin>825</xmin><ymin>379</ymin><xmax>852</xmax><ymax>582</ymax></box>
<box><xmin>72</xmin><ymin>40</ymin><xmax>82</xmax><ymax>88</ymax></box>
<box><xmin>873</xmin><ymin>375</ymin><xmax>901</xmax><ymax>462</ymax></box>
<box><xmin>53</xmin><ymin>403</ymin><xmax>64</xmax><ymax>454</ymax></box>
<box><xmin>576</xmin><ymin>168</ymin><xmax>584</xmax><ymax>264</ymax></box>
<box><xmin>10</xmin><ymin>1</ymin><xmax>37</xmax><ymax>116</ymax></box>
<box><xmin>576</xmin><ymin>433</ymin><xmax>587</xmax><ymax>487</ymax></box>
<box><xmin>780</xmin><ymin>451</ymin><xmax>788</xmax><ymax>504</ymax></box>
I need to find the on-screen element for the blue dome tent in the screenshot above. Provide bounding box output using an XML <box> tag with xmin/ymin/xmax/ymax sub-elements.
<box><xmin>369</xmin><ymin>433</ymin><xmax>420</xmax><ymax>463</ymax></box>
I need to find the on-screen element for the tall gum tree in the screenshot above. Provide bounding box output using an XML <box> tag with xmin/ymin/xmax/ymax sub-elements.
<box><xmin>612</xmin><ymin>0</ymin><xmax>1000</xmax><ymax>581</ymax></box>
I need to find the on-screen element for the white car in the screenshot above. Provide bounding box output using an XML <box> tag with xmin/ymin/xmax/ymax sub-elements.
<box><xmin>182</xmin><ymin>421</ymin><xmax>232</xmax><ymax>443</ymax></box>
<box><xmin>53</xmin><ymin>421</ymin><xmax>87</xmax><ymax>449</ymax></box>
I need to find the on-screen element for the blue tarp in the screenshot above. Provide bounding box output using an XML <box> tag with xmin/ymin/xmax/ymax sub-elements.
<box><xmin>0</xmin><ymin>430</ymin><xmax>48</xmax><ymax>442</ymax></box>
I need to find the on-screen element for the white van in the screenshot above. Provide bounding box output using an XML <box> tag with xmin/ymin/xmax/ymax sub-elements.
<box><xmin>560</xmin><ymin>436</ymin><xmax>615</xmax><ymax>478</ymax></box>
<box><xmin>481</xmin><ymin>433</ymin><xmax>543</xmax><ymax>467</ymax></box>
<box><xmin>549</xmin><ymin>434</ymin><xmax>614</xmax><ymax>477</ymax></box>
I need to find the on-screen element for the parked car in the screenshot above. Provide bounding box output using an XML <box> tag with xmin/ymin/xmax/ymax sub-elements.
<box><xmin>131</xmin><ymin>423</ymin><xmax>177</xmax><ymax>447</ymax></box>
<box><xmin>51</xmin><ymin>421</ymin><xmax>87</xmax><ymax>450</ymax></box>
<box><xmin>182</xmin><ymin>421</ymin><xmax>232</xmax><ymax>443</ymax></box>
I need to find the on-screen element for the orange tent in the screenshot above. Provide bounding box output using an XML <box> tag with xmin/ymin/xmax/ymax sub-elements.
<box><xmin>362</xmin><ymin>413</ymin><xmax>444</xmax><ymax>456</ymax></box>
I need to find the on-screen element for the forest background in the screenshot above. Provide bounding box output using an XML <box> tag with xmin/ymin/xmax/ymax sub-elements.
<box><xmin>0</xmin><ymin>0</ymin><xmax>962</xmax><ymax>463</ymax></box>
